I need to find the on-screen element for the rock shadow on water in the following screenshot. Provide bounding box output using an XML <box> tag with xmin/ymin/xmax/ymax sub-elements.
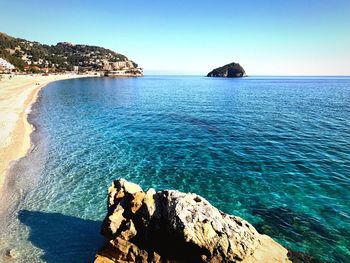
<box><xmin>18</xmin><ymin>210</ymin><xmax>104</xmax><ymax>263</ymax></box>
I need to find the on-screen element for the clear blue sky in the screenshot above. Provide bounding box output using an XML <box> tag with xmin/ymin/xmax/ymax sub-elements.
<box><xmin>1</xmin><ymin>0</ymin><xmax>350</xmax><ymax>75</ymax></box>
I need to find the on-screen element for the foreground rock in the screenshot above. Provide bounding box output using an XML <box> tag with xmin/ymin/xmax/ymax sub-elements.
<box><xmin>95</xmin><ymin>179</ymin><xmax>291</xmax><ymax>262</ymax></box>
<box><xmin>207</xmin><ymin>62</ymin><xmax>246</xmax><ymax>78</ymax></box>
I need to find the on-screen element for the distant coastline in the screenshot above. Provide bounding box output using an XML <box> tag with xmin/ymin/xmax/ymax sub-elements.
<box><xmin>0</xmin><ymin>32</ymin><xmax>143</xmax><ymax>77</ymax></box>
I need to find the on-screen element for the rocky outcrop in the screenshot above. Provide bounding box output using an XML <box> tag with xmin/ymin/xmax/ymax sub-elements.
<box><xmin>102</xmin><ymin>60</ymin><xmax>143</xmax><ymax>77</ymax></box>
<box><xmin>207</xmin><ymin>62</ymin><xmax>246</xmax><ymax>78</ymax></box>
<box><xmin>95</xmin><ymin>179</ymin><xmax>291</xmax><ymax>263</ymax></box>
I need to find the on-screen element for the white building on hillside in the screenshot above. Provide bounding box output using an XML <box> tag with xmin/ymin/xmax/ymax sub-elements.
<box><xmin>0</xmin><ymin>58</ymin><xmax>15</xmax><ymax>72</ymax></box>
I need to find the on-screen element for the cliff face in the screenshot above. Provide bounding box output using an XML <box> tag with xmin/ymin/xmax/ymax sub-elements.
<box><xmin>207</xmin><ymin>62</ymin><xmax>246</xmax><ymax>78</ymax></box>
<box><xmin>95</xmin><ymin>179</ymin><xmax>291</xmax><ymax>263</ymax></box>
<box><xmin>102</xmin><ymin>60</ymin><xmax>143</xmax><ymax>77</ymax></box>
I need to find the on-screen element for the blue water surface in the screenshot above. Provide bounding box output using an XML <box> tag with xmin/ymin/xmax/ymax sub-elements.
<box><xmin>13</xmin><ymin>76</ymin><xmax>350</xmax><ymax>262</ymax></box>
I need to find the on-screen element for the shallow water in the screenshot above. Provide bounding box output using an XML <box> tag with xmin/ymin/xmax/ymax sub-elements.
<box><xmin>1</xmin><ymin>76</ymin><xmax>350</xmax><ymax>262</ymax></box>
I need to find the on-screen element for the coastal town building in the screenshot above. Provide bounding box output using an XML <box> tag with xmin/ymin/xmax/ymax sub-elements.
<box><xmin>0</xmin><ymin>58</ymin><xmax>15</xmax><ymax>72</ymax></box>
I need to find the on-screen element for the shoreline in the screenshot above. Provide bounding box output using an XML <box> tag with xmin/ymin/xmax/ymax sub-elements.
<box><xmin>0</xmin><ymin>74</ymin><xmax>98</xmax><ymax>192</ymax></box>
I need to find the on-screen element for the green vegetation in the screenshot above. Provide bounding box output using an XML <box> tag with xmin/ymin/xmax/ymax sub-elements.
<box><xmin>0</xmin><ymin>32</ymin><xmax>131</xmax><ymax>72</ymax></box>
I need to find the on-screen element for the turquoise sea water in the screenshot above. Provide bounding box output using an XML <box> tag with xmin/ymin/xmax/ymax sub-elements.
<box><xmin>1</xmin><ymin>76</ymin><xmax>350</xmax><ymax>262</ymax></box>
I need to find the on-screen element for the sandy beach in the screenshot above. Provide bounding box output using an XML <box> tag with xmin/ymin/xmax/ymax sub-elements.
<box><xmin>0</xmin><ymin>73</ymin><xmax>96</xmax><ymax>191</ymax></box>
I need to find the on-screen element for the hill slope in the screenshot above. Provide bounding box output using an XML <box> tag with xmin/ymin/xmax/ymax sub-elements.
<box><xmin>0</xmin><ymin>32</ymin><xmax>141</xmax><ymax>74</ymax></box>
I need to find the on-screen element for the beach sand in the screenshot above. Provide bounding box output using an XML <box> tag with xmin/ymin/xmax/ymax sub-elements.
<box><xmin>0</xmin><ymin>73</ymin><xmax>96</xmax><ymax>191</ymax></box>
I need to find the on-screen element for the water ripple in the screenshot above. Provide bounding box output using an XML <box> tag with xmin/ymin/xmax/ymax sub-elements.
<box><xmin>1</xmin><ymin>76</ymin><xmax>350</xmax><ymax>262</ymax></box>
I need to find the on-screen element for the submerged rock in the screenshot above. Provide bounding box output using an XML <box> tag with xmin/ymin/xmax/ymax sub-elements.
<box><xmin>95</xmin><ymin>178</ymin><xmax>291</xmax><ymax>262</ymax></box>
<box><xmin>207</xmin><ymin>62</ymin><xmax>246</xmax><ymax>78</ymax></box>
<box><xmin>4</xmin><ymin>248</ymin><xmax>18</xmax><ymax>260</ymax></box>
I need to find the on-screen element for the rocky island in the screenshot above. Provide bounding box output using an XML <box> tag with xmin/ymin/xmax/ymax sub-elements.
<box><xmin>207</xmin><ymin>62</ymin><xmax>246</xmax><ymax>78</ymax></box>
<box><xmin>94</xmin><ymin>179</ymin><xmax>294</xmax><ymax>263</ymax></box>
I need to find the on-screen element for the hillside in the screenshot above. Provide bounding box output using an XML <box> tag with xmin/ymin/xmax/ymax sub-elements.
<box><xmin>0</xmin><ymin>32</ymin><xmax>141</xmax><ymax>74</ymax></box>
